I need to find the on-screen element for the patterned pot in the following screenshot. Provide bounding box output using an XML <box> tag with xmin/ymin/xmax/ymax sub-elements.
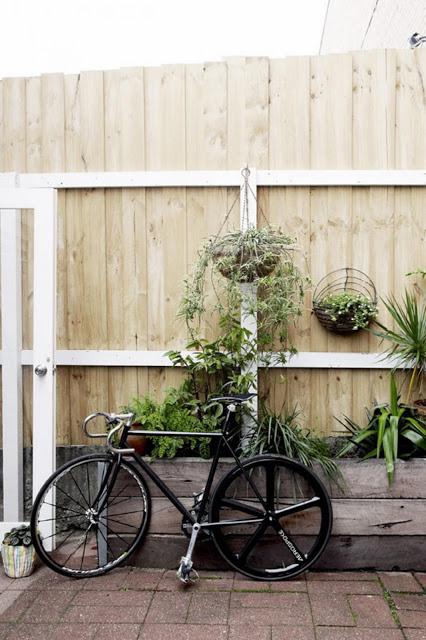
<box><xmin>1</xmin><ymin>543</ymin><xmax>36</xmax><ymax>578</ymax></box>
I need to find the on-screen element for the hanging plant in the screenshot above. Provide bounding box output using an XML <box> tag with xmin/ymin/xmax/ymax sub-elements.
<box><xmin>180</xmin><ymin>225</ymin><xmax>307</xmax><ymax>362</ymax></box>
<box><xmin>211</xmin><ymin>227</ymin><xmax>290</xmax><ymax>282</ymax></box>
<box><xmin>313</xmin><ymin>268</ymin><xmax>378</xmax><ymax>333</ymax></box>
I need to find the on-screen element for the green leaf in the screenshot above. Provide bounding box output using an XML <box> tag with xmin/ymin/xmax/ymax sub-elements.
<box><xmin>401</xmin><ymin>429</ymin><xmax>426</xmax><ymax>451</ymax></box>
<box><xmin>376</xmin><ymin>412</ymin><xmax>387</xmax><ymax>458</ymax></box>
<box><xmin>382</xmin><ymin>428</ymin><xmax>395</xmax><ymax>485</ymax></box>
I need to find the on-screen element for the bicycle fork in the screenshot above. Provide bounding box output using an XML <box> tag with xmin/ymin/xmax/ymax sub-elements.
<box><xmin>177</xmin><ymin>522</ymin><xmax>201</xmax><ymax>584</ymax></box>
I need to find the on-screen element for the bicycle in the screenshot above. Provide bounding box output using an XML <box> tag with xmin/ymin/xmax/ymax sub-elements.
<box><xmin>31</xmin><ymin>394</ymin><xmax>333</xmax><ymax>582</ymax></box>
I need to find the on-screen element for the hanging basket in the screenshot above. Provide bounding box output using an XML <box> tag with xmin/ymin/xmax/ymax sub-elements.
<box><xmin>312</xmin><ymin>268</ymin><xmax>377</xmax><ymax>334</ymax></box>
<box><xmin>1</xmin><ymin>543</ymin><xmax>36</xmax><ymax>578</ymax></box>
<box><xmin>212</xmin><ymin>244</ymin><xmax>279</xmax><ymax>282</ymax></box>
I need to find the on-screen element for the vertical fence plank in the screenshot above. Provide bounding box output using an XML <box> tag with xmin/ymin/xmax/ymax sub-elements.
<box><xmin>351</xmin><ymin>50</ymin><xmax>396</xmax><ymax>420</ymax></box>
<box><xmin>310</xmin><ymin>53</ymin><xmax>353</xmax><ymax>429</ymax></box>
<box><xmin>227</xmin><ymin>57</ymin><xmax>269</xmax><ymax>168</ymax></box>
<box><xmin>40</xmin><ymin>73</ymin><xmax>69</xmax><ymax>446</ymax></box>
<box><xmin>145</xmin><ymin>64</ymin><xmax>187</xmax><ymax>397</ymax></box>
<box><xmin>268</xmin><ymin>56</ymin><xmax>312</xmax><ymax>421</ymax></box>
<box><xmin>185</xmin><ymin>62</ymin><xmax>229</xmax><ymax>343</ymax></box>
<box><xmin>64</xmin><ymin>71</ymin><xmax>109</xmax><ymax>443</ymax></box>
<box><xmin>104</xmin><ymin>67</ymin><xmax>146</xmax><ymax>411</ymax></box>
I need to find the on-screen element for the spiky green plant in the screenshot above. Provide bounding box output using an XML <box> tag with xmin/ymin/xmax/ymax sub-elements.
<box><xmin>374</xmin><ymin>291</ymin><xmax>426</xmax><ymax>402</ymax></box>
<box><xmin>337</xmin><ymin>374</ymin><xmax>426</xmax><ymax>484</ymax></box>
<box><xmin>243</xmin><ymin>405</ymin><xmax>340</xmax><ymax>480</ymax></box>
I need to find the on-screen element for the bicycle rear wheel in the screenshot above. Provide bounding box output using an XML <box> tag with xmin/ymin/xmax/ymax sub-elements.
<box><xmin>31</xmin><ymin>453</ymin><xmax>151</xmax><ymax>577</ymax></box>
<box><xmin>209</xmin><ymin>455</ymin><xmax>332</xmax><ymax>580</ymax></box>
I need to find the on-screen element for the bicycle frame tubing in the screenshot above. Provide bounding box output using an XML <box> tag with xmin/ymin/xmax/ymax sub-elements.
<box><xmin>112</xmin><ymin>409</ymin><xmax>262</xmax><ymax>527</ymax></box>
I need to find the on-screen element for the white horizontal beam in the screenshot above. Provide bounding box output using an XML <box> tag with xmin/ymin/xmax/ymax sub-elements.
<box><xmin>0</xmin><ymin>173</ymin><xmax>18</xmax><ymax>188</ymax></box>
<box><xmin>0</xmin><ymin>188</ymin><xmax>53</xmax><ymax>209</ymax></box>
<box><xmin>258</xmin><ymin>170</ymin><xmax>426</xmax><ymax>186</ymax></box>
<box><xmin>15</xmin><ymin>349</ymin><xmax>395</xmax><ymax>369</ymax></box>
<box><xmin>17</xmin><ymin>171</ymin><xmax>242</xmax><ymax>189</ymax></box>
<box><xmin>5</xmin><ymin>169</ymin><xmax>426</xmax><ymax>189</ymax></box>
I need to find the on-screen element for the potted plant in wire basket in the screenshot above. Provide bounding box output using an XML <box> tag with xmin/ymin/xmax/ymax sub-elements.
<box><xmin>313</xmin><ymin>267</ymin><xmax>378</xmax><ymax>333</ymax></box>
<box><xmin>1</xmin><ymin>525</ymin><xmax>36</xmax><ymax>578</ymax></box>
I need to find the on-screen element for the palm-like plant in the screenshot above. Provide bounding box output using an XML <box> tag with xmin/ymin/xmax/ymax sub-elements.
<box><xmin>337</xmin><ymin>374</ymin><xmax>426</xmax><ymax>484</ymax></box>
<box><xmin>374</xmin><ymin>290</ymin><xmax>426</xmax><ymax>403</ymax></box>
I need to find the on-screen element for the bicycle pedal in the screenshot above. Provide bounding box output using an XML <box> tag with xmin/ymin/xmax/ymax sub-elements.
<box><xmin>177</xmin><ymin>559</ymin><xmax>199</xmax><ymax>585</ymax></box>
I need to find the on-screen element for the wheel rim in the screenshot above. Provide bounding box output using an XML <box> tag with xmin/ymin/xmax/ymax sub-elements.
<box><xmin>33</xmin><ymin>457</ymin><xmax>148</xmax><ymax>576</ymax></box>
<box><xmin>210</xmin><ymin>458</ymin><xmax>332</xmax><ymax>579</ymax></box>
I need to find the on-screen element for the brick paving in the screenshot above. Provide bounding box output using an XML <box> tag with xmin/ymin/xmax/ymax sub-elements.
<box><xmin>0</xmin><ymin>566</ymin><xmax>423</xmax><ymax>638</ymax></box>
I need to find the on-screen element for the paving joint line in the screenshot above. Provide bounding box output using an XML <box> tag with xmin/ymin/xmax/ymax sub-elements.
<box><xmin>377</xmin><ymin>574</ymin><xmax>403</xmax><ymax>630</ymax></box>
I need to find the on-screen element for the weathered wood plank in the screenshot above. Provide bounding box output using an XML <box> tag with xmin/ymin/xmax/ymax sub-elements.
<box><xmin>148</xmin><ymin>494</ymin><xmax>426</xmax><ymax>536</ymax></box>
<box><xmin>130</xmin><ymin>534</ymin><xmax>426</xmax><ymax>571</ymax></box>
<box><xmin>140</xmin><ymin>458</ymin><xmax>426</xmax><ymax>500</ymax></box>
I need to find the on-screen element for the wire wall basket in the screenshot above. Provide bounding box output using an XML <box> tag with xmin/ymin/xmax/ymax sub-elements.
<box><xmin>312</xmin><ymin>268</ymin><xmax>378</xmax><ymax>334</ymax></box>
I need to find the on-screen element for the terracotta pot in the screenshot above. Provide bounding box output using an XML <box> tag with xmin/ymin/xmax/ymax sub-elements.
<box><xmin>127</xmin><ymin>427</ymin><xmax>151</xmax><ymax>456</ymax></box>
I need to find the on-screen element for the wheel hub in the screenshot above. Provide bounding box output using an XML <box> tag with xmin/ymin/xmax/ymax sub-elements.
<box><xmin>85</xmin><ymin>507</ymin><xmax>98</xmax><ymax>524</ymax></box>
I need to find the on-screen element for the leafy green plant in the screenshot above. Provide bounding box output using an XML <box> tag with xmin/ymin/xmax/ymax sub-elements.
<box><xmin>243</xmin><ymin>405</ymin><xmax>340</xmax><ymax>480</ymax></box>
<box><xmin>317</xmin><ymin>292</ymin><xmax>378</xmax><ymax>330</ymax></box>
<box><xmin>179</xmin><ymin>225</ymin><xmax>307</xmax><ymax>362</ymax></box>
<box><xmin>3</xmin><ymin>525</ymin><xmax>32</xmax><ymax>547</ymax></box>
<box><xmin>127</xmin><ymin>387</ymin><xmax>223</xmax><ymax>459</ymax></box>
<box><xmin>374</xmin><ymin>290</ymin><xmax>426</xmax><ymax>402</ymax></box>
<box><xmin>337</xmin><ymin>374</ymin><xmax>426</xmax><ymax>484</ymax></box>
<box><xmin>166</xmin><ymin>315</ymin><xmax>258</xmax><ymax>400</ymax></box>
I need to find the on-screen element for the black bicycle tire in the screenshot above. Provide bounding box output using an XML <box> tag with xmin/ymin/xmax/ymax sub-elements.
<box><xmin>30</xmin><ymin>453</ymin><xmax>151</xmax><ymax>578</ymax></box>
<box><xmin>209</xmin><ymin>454</ymin><xmax>332</xmax><ymax>581</ymax></box>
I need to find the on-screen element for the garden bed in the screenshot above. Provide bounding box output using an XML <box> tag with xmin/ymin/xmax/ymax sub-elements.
<box><xmin>8</xmin><ymin>448</ymin><xmax>425</xmax><ymax>571</ymax></box>
<box><xmin>134</xmin><ymin>456</ymin><xmax>426</xmax><ymax>571</ymax></box>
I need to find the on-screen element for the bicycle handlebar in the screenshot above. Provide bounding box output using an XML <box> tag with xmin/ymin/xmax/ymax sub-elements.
<box><xmin>82</xmin><ymin>411</ymin><xmax>136</xmax><ymax>455</ymax></box>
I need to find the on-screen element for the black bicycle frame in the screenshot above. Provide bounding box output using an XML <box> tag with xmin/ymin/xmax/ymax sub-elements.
<box><xmin>114</xmin><ymin>408</ymin><xmax>266</xmax><ymax>527</ymax></box>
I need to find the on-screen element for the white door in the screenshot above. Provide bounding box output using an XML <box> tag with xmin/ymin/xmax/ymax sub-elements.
<box><xmin>0</xmin><ymin>188</ymin><xmax>57</xmax><ymax>536</ymax></box>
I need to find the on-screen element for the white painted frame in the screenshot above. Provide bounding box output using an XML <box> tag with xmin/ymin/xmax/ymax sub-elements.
<box><xmin>0</xmin><ymin>188</ymin><xmax>57</xmax><ymax>538</ymax></box>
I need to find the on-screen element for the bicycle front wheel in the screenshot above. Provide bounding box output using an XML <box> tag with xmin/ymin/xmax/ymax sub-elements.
<box><xmin>31</xmin><ymin>453</ymin><xmax>151</xmax><ymax>578</ymax></box>
<box><xmin>209</xmin><ymin>455</ymin><xmax>332</xmax><ymax>580</ymax></box>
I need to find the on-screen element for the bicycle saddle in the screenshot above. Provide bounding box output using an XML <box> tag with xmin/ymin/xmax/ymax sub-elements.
<box><xmin>210</xmin><ymin>393</ymin><xmax>256</xmax><ymax>404</ymax></box>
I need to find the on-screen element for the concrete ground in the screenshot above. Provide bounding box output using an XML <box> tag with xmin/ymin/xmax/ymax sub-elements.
<box><xmin>0</xmin><ymin>566</ymin><xmax>424</xmax><ymax>639</ymax></box>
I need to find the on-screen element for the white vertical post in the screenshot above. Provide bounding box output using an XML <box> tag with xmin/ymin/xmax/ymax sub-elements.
<box><xmin>32</xmin><ymin>189</ymin><xmax>57</xmax><ymax>509</ymax></box>
<box><xmin>240</xmin><ymin>168</ymin><xmax>258</xmax><ymax>420</ymax></box>
<box><xmin>1</xmin><ymin>209</ymin><xmax>23</xmax><ymax>521</ymax></box>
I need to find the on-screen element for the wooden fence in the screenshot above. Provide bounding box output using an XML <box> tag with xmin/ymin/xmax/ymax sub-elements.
<box><xmin>0</xmin><ymin>50</ymin><xmax>425</xmax><ymax>445</ymax></box>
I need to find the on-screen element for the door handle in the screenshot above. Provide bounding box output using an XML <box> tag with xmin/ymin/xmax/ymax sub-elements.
<box><xmin>34</xmin><ymin>365</ymin><xmax>48</xmax><ymax>377</ymax></box>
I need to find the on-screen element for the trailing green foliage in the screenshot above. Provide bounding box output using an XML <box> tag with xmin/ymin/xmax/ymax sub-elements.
<box><xmin>337</xmin><ymin>374</ymin><xmax>426</xmax><ymax>484</ymax></box>
<box><xmin>243</xmin><ymin>405</ymin><xmax>340</xmax><ymax>480</ymax></box>
<box><xmin>406</xmin><ymin>268</ymin><xmax>426</xmax><ymax>279</ymax></box>
<box><xmin>179</xmin><ymin>226</ymin><xmax>308</xmax><ymax>363</ymax></box>
<box><xmin>374</xmin><ymin>290</ymin><xmax>426</xmax><ymax>402</ymax></box>
<box><xmin>318</xmin><ymin>292</ymin><xmax>377</xmax><ymax>330</ymax></box>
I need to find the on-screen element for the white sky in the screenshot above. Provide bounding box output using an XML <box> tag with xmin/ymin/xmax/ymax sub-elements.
<box><xmin>0</xmin><ymin>0</ymin><xmax>328</xmax><ymax>79</ymax></box>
